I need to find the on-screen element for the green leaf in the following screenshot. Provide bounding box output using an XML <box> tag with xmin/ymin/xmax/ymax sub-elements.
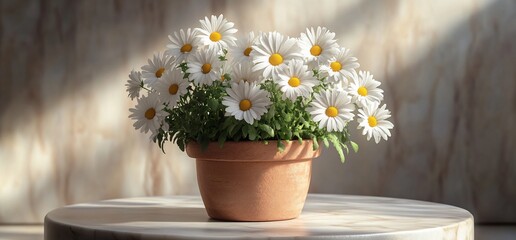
<box><xmin>322</xmin><ymin>137</ymin><xmax>329</xmax><ymax>148</ymax></box>
<box><xmin>223</xmin><ymin>73</ymin><xmax>231</xmax><ymax>81</ymax></box>
<box><xmin>312</xmin><ymin>136</ymin><xmax>319</xmax><ymax>150</ymax></box>
<box><xmin>334</xmin><ymin>143</ymin><xmax>345</xmax><ymax>163</ymax></box>
<box><xmin>227</xmin><ymin>123</ymin><xmax>236</xmax><ymax>136</ymax></box>
<box><xmin>277</xmin><ymin>140</ymin><xmax>286</xmax><ymax>152</ymax></box>
<box><xmin>207</xmin><ymin>98</ymin><xmax>219</xmax><ymax>110</ymax></box>
<box><xmin>274</xmin><ymin>121</ymin><xmax>281</xmax><ymax>130</ymax></box>
<box><xmin>157</xmin><ymin>133</ymin><xmax>166</xmax><ymax>154</ymax></box>
<box><xmin>248</xmin><ymin>126</ymin><xmax>257</xmax><ymax>140</ymax></box>
<box><xmin>284</xmin><ymin>113</ymin><xmax>292</xmax><ymax>122</ymax></box>
<box><xmin>328</xmin><ymin>134</ymin><xmax>345</xmax><ymax>163</ymax></box>
<box><xmin>178</xmin><ymin>141</ymin><xmax>185</xmax><ymax>152</ymax></box>
<box><xmin>234</xmin><ymin>134</ymin><xmax>241</xmax><ymax>141</ymax></box>
<box><xmin>222</xmin><ymin>117</ymin><xmax>233</xmax><ymax>129</ymax></box>
<box><xmin>350</xmin><ymin>141</ymin><xmax>359</xmax><ymax>153</ymax></box>
<box><xmin>342</xmin><ymin>143</ymin><xmax>350</xmax><ymax>154</ymax></box>
<box><xmin>285</xmin><ymin>130</ymin><xmax>292</xmax><ymax>140</ymax></box>
<box><xmin>267</xmin><ymin>105</ymin><xmax>276</xmax><ymax>117</ymax></box>
<box><xmin>294</xmin><ymin>132</ymin><xmax>302</xmax><ymax>144</ymax></box>
<box><xmin>258</xmin><ymin>124</ymin><xmax>274</xmax><ymax>137</ymax></box>
<box><xmin>229</xmin><ymin>122</ymin><xmax>241</xmax><ymax>136</ymax></box>
<box><xmin>242</xmin><ymin>124</ymin><xmax>249</xmax><ymax>137</ymax></box>
<box><xmin>218</xmin><ymin>132</ymin><xmax>227</xmax><ymax>148</ymax></box>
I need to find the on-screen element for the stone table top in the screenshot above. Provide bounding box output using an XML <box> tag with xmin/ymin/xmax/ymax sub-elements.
<box><xmin>44</xmin><ymin>194</ymin><xmax>473</xmax><ymax>240</ymax></box>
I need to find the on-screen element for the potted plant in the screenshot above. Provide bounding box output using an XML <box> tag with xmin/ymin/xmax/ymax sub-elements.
<box><xmin>126</xmin><ymin>15</ymin><xmax>394</xmax><ymax>221</ymax></box>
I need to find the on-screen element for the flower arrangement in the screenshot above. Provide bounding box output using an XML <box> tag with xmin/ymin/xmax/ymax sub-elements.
<box><xmin>126</xmin><ymin>15</ymin><xmax>393</xmax><ymax>162</ymax></box>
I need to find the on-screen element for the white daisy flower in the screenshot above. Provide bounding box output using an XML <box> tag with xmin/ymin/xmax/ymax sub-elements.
<box><xmin>141</xmin><ymin>52</ymin><xmax>175</xmax><ymax>87</ymax></box>
<box><xmin>154</xmin><ymin>69</ymin><xmax>189</xmax><ymax>107</ymax></box>
<box><xmin>299</xmin><ymin>27</ymin><xmax>339</xmax><ymax>65</ymax></box>
<box><xmin>165</xmin><ymin>28</ymin><xmax>200</xmax><ymax>63</ymax></box>
<box><xmin>349</xmin><ymin>71</ymin><xmax>384</xmax><ymax>107</ymax></box>
<box><xmin>129</xmin><ymin>93</ymin><xmax>167</xmax><ymax>135</ymax></box>
<box><xmin>222</xmin><ymin>81</ymin><xmax>271</xmax><ymax>125</ymax></box>
<box><xmin>357</xmin><ymin>102</ymin><xmax>394</xmax><ymax>143</ymax></box>
<box><xmin>308</xmin><ymin>89</ymin><xmax>355</xmax><ymax>132</ymax></box>
<box><xmin>230</xmin><ymin>61</ymin><xmax>262</xmax><ymax>83</ymax></box>
<box><xmin>276</xmin><ymin>59</ymin><xmax>319</xmax><ymax>101</ymax></box>
<box><xmin>320</xmin><ymin>47</ymin><xmax>359</xmax><ymax>87</ymax></box>
<box><xmin>186</xmin><ymin>48</ymin><xmax>221</xmax><ymax>86</ymax></box>
<box><xmin>227</xmin><ymin>31</ymin><xmax>258</xmax><ymax>64</ymax></box>
<box><xmin>251</xmin><ymin>31</ymin><xmax>302</xmax><ymax>80</ymax></box>
<box><xmin>126</xmin><ymin>70</ymin><xmax>143</xmax><ymax>100</ymax></box>
<box><xmin>195</xmin><ymin>14</ymin><xmax>238</xmax><ymax>51</ymax></box>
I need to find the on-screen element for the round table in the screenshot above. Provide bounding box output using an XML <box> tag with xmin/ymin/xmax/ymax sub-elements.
<box><xmin>44</xmin><ymin>194</ymin><xmax>473</xmax><ymax>240</ymax></box>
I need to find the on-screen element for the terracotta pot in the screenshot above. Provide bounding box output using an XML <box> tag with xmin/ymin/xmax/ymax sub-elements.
<box><xmin>186</xmin><ymin>140</ymin><xmax>320</xmax><ymax>221</ymax></box>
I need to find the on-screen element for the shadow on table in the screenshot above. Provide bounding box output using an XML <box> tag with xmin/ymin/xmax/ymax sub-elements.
<box><xmin>54</xmin><ymin>205</ymin><xmax>211</xmax><ymax>223</ymax></box>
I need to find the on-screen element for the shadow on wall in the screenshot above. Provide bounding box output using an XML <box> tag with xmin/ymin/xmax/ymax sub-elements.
<box><xmin>0</xmin><ymin>0</ymin><xmax>203</xmax><ymax>138</ymax></box>
<box><xmin>311</xmin><ymin>0</ymin><xmax>516</xmax><ymax>223</ymax></box>
<box><xmin>382</xmin><ymin>0</ymin><xmax>516</xmax><ymax>222</ymax></box>
<box><xmin>0</xmin><ymin>0</ymin><xmax>217</xmax><ymax>222</ymax></box>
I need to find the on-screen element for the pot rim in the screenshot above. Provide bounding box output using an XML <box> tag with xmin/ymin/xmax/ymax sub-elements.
<box><xmin>186</xmin><ymin>140</ymin><xmax>321</xmax><ymax>162</ymax></box>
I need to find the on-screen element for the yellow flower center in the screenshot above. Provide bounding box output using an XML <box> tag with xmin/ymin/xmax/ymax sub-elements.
<box><xmin>310</xmin><ymin>45</ymin><xmax>322</xmax><ymax>56</ymax></box>
<box><xmin>209</xmin><ymin>31</ymin><xmax>222</xmax><ymax>42</ymax></box>
<box><xmin>239</xmin><ymin>99</ymin><xmax>252</xmax><ymax>111</ymax></box>
<box><xmin>269</xmin><ymin>53</ymin><xmax>283</xmax><ymax>66</ymax></box>
<box><xmin>144</xmin><ymin>108</ymin><xmax>156</xmax><ymax>120</ymax></box>
<box><xmin>368</xmin><ymin>116</ymin><xmax>378</xmax><ymax>127</ymax></box>
<box><xmin>201</xmin><ymin>63</ymin><xmax>212</xmax><ymax>74</ymax></box>
<box><xmin>288</xmin><ymin>77</ymin><xmax>301</xmax><ymax>87</ymax></box>
<box><xmin>325</xmin><ymin>106</ymin><xmax>338</xmax><ymax>117</ymax></box>
<box><xmin>358</xmin><ymin>86</ymin><xmax>368</xmax><ymax>96</ymax></box>
<box><xmin>180</xmin><ymin>44</ymin><xmax>193</xmax><ymax>53</ymax></box>
<box><xmin>168</xmin><ymin>84</ymin><xmax>179</xmax><ymax>95</ymax></box>
<box><xmin>155</xmin><ymin>67</ymin><xmax>165</xmax><ymax>78</ymax></box>
<box><xmin>243</xmin><ymin>47</ymin><xmax>252</xmax><ymax>56</ymax></box>
<box><xmin>330</xmin><ymin>61</ymin><xmax>342</xmax><ymax>72</ymax></box>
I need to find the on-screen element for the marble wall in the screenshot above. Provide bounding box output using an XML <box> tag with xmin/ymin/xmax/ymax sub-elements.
<box><xmin>0</xmin><ymin>0</ymin><xmax>514</xmax><ymax>223</ymax></box>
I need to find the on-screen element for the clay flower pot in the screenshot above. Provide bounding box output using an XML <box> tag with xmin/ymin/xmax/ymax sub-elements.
<box><xmin>186</xmin><ymin>140</ymin><xmax>320</xmax><ymax>221</ymax></box>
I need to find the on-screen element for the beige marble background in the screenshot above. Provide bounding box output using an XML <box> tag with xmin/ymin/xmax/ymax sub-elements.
<box><xmin>0</xmin><ymin>0</ymin><xmax>514</xmax><ymax>224</ymax></box>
